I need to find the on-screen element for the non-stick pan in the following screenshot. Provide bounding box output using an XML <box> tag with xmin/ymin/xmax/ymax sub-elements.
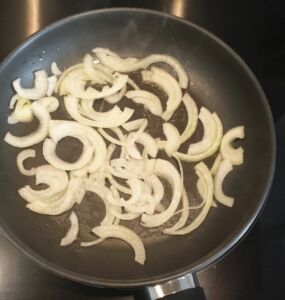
<box><xmin>0</xmin><ymin>8</ymin><xmax>275</xmax><ymax>300</ymax></box>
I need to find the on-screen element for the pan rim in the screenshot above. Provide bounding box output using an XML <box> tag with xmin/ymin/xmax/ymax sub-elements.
<box><xmin>0</xmin><ymin>7</ymin><xmax>276</xmax><ymax>288</ymax></box>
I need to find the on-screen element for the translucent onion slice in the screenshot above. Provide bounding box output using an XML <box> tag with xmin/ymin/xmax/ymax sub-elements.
<box><xmin>180</xmin><ymin>93</ymin><xmax>198</xmax><ymax>143</ymax></box>
<box><xmin>4</xmin><ymin>102</ymin><xmax>50</xmax><ymax>148</ymax></box>
<box><xmin>19</xmin><ymin>165</ymin><xmax>68</xmax><ymax>203</ymax></box>
<box><xmin>175</xmin><ymin>113</ymin><xmax>223</xmax><ymax>162</ymax></box>
<box><xmin>122</xmin><ymin>118</ymin><xmax>145</xmax><ymax>131</ymax></box>
<box><xmin>134</xmin><ymin>132</ymin><xmax>158</xmax><ymax>158</ymax></box>
<box><xmin>142</xmin><ymin>67</ymin><xmax>182</xmax><ymax>121</ymax></box>
<box><xmin>64</xmin><ymin>95</ymin><xmax>134</xmax><ymax>128</ymax></box>
<box><xmin>13</xmin><ymin>70</ymin><xmax>48</xmax><ymax>100</ymax></box>
<box><xmin>64</xmin><ymin>71</ymin><xmax>128</xmax><ymax>100</ymax></box>
<box><xmin>16</xmin><ymin>149</ymin><xmax>36</xmax><ymax>176</ymax></box>
<box><xmin>47</xmin><ymin>75</ymin><xmax>57</xmax><ymax>97</ymax></box>
<box><xmin>12</xmin><ymin>97</ymin><xmax>33</xmax><ymax>123</ymax></box>
<box><xmin>164</xmin><ymin>162</ymin><xmax>213</xmax><ymax>235</ymax></box>
<box><xmin>48</xmin><ymin>120</ymin><xmax>107</xmax><ymax>174</ymax></box>
<box><xmin>210</xmin><ymin>153</ymin><xmax>222</xmax><ymax>175</ymax></box>
<box><xmin>188</xmin><ymin>107</ymin><xmax>216</xmax><ymax>155</ymax></box>
<box><xmin>60</xmin><ymin>211</ymin><xmax>79</xmax><ymax>246</ymax></box>
<box><xmin>92</xmin><ymin>224</ymin><xmax>146</xmax><ymax>265</ymax></box>
<box><xmin>39</xmin><ymin>96</ymin><xmax>59</xmax><ymax>113</ymax></box>
<box><xmin>127</xmin><ymin>78</ymin><xmax>140</xmax><ymax>90</ymax></box>
<box><xmin>214</xmin><ymin>158</ymin><xmax>234</xmax><ymax>207</ymax></box>
<box><xmin>26</xmin><ymin>177</ymin><xmax>83</xmax><ymax>215</ymax></box>
<box><xmin>220</xmin><ymin>126</ymin><xmax>245</xmax><ymax>165</ymax></box>
<box><xmin>141</xmin><ymin>159</ymin><xmax>182</xmax><ymax>228</ymax></box>
<box><xmin>51</xmin><ymin>62</ymin><xmax>62</xmax><ymax>76</ymax></box>
<box><xmin>125</xmin><ymin>90</ymin><xmax>163</xmax><ymax>116</ymax></box>
<box><xmin>163</xmin><ymin>123</ymin><xmax>181</xmax><ymax>156</ymax></box>
<box><xmin>93</xmin><ymin>48</ymin><xmax>188</xmax><ymax>89</ymax></box>
<box><xmin>9</xmin><ymin>94</ymin><xmax>19</xmax><ymax>109</ymax></box>
<box><xmin>104</xmin><ymin>85</ymin><xmax>127</xmax><ymax>104</ymax></box>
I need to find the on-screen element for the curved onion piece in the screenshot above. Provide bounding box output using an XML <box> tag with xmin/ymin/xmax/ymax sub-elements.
<box><xmin>107</xmin><ymin>175</ymin><xmax>131</xmax><ymax>195</ymax></box>
<box><xmin>125</xmin><ymin>90</ymin><xmax>163</xmax><ymax>116</ymax></box>
<box><xmin>98</xmin><ymin>128</ymin><xmax>127</xmax><ymax>146</ymax></box>
<box><xmin>148</xmin><ymin>174</ymin><xmax>164</xmax><ymax>206</ymax></box>
<box><xmin>12</xmin><ymin>97</ymin><xmax>33</xmax><ymax>123</ymax></box>
<box><xmin>142</xmin><ymin>67</ymin><xmax>182</xmax><ymax>121</ymax></box>
<box><xmin>125</xmin><ymin>178</ymin><xmax>143</xmax><ymax>204</ymax></box>
<box><xmin>93</xmin><ymin>48</ymin><xmax>188</xmax><ymax>89</ymax></box>
<box><xmin>39</xmin><ymin>96</ymin><xmax>59</xmax><ymax>113</ymax></box>
<box><xmin>127</xmin><ymin>143</ymin><xmax>142</xmax><ymax>160</ymax></box>
<box><xmin>64</xmin><ymin>95</ymin><xmax>134</xmax><ymax>128</ymax></box>
<box><xmin>48</xmin><ymin>120</ymin><xmax>107</xmax><ymax>174</ymax></box>
<box><xmin>13</xmin><ymin>70</ymin><xmax>48</xmax><ymax>100</ymax></box>
<box><xmin>122</xmin><ymin>118</ymin><xmax>145</xmax><ymax>131</ymax></box>
<box><xmin>134</xmin><ymin>132</ymin><xmax>158</xmax><ymax>158</ymax></box>
<box><xmin>188</xmin><ymin>107</ymin><xmax>216</xmax><ymax>155</ymax></box>
<box><xmin>64</xmin><ymin>70</ymin><xmax>128</xmax><ymax>100</ymax></box>
<box><xmin>51</xmin><ymin>62</ymin><xmax>62</xmax><ymax>75</ymax></box>
<box><xmin>83</xmin><ymin>54</ymin><xmax>111</xmax><ymax>85</ymax></box>
<box><xmin>16</xmin><ymin>149</ymin><xmax>36</xmax><ymax>176</ymax></box>
<box><xmin>211</xmin><ymin>153</ymin><xmax>222</xmax><ymax>175</ymax></box>
<box><xmin>47</xmin><ymin>75</ymin><xmax>57</xmax><ymax>97</ymax></box>
<box><xmin>175</xmin><ymin>113</ymin><xmax>223</xmax><ymax>162</ymax></box>
<box><xmin>141</xmin><ymin>159</ymin><xmax>182</xmax><ymax>228</ymax></box>
<box><xmin>104</xmin><ymin>85</ymin><xmax>127</xmax><ymax>104</ymax></box>
<box><xmin>220</xmin><ymin>126</ymin><xmax>245</xmax><ymax>165</ymax></box>
<box><xmin>60</xmin><ymin>211</ymin><xmax>79</xmax><ymax>246</ymax></box>
<box><xmin>92</xmin><ymin>224</ymin><xmax>146</xmax><ymax>265</ymax></box>
<box><xmin>127</xmin><ymin>78</ymin><xmax>140</xmax><ymax>90</ymax></box>
<box><xmin>4</xmin><ymin>102</ymin><xmax>50</xmax><ymax>148</ymax></box>
<box><xmin>43</xmin><ymin>138</ymin><xmax>93</xmax><ymax>171</ymax></box>
<box><xmin>163</xmin><ymin>123</ymin><xmax>181</xmax><ymax>156</ymax></box>
<box><xmin>214</xmin><ymin>158</ymin><xmax>234</xmax><ymax>207</ymax></box>
<box><xmin>9</xmin><ymin>94</ymin><xmax>19</xmax><ymax>109</ymax></box>
<box><xmin>164</xmin><ymin>162</ymin><xmax>213</xmax><ymax>235</ymax></box>
<box><xmin>180</xmin><ymin>93</ymin><xmax>198</xmax><ymax>143</ymax></box>
<box><xmin>26</xmin><ymin>177</ymin><xmax>83</xmax><ymax>215</ymax></box>
<box><xmin>19</xmin><ymin>165</ymin><xmax>68</xmax><ymax>203</ymax></box>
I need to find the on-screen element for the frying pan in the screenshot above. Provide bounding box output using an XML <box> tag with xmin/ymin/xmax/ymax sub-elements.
<box><xmin>0</xmin><ymin>8</ymin><xmax>275</xmax><ymax>300</ymax></box>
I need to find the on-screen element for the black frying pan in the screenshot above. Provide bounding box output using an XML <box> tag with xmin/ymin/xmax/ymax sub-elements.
<box><xmin>0</xmin><ymin>8</ymin><xmax>275</xmax><ymax>300</ymax></box>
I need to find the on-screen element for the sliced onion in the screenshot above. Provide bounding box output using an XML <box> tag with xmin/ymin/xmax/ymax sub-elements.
<box><xmin>26</xmin><ymin>177</ymin><xmax>83</xmax><ymax>215</ymax></box>
<box><xmin>16</xmin><ymin>149</ymin><xmax>36</xmax><ymax>176</ymax></box>
<box><xmin>4</xmin><ymin>102</ymin><xmax>50</xmax><ymax>148</ymax></box>
<box><xmin>51</xmin><ymin>62</ymin><xmax>62</xmax><ymax>76</ymax></box>
<box><xmin>104</xmin><ymin>85</ymin><xmax>127</xmax><ymax>104</ymax></box>
<box><xmin>13</xmin><ymin>70</ymin><xmax>48</xmax><ymax>99</ymax></box>
<box><xmin>9</xmin><ymin>94</ymin><xmax>18</xmax><ymax>109</ymax></box>
<box><xmin>93</xmin><ymin>48</ymin><xmax>188</xmax><ymax>89</ymax></box>
<box><xmin>180</xmin><ymin>93</ymin><xmax>198</xmax><ymax>143</ymax></box>
<box><xmin>39</xmin><ymin>96</ymin><xmax>59</xmax><ymax>113</ymax></box>
<box><xmin>214</xmin><ymin>158</ymin><xmax>234</xmax><ymax>207</ymax></box>
<box><xmin>122</xmin><ymin>118</ymin><xmax>145</xmax><ymax>131</ymax></box>
<box><xmin>47</xmin><ymin>75</ymin><xmax>57</xmax><ymax>97</ymax></box>
<box><xmin>64</xmin><ymin>95</ymin><xmax>134</xmax><ymax>128</ymax></box>
<box><xmin>142</xmin><ymin>67</ymin><xmax>182</xmax><ymax>121</ymax></box>
<box><xmin>175</xmin><ymin>113</ymin><xmax>223</xmax><ymax>162</ymax></box>
<box><xmin>92</xmin><ymin>224</ymin><xmax>146</xmax><ymax>265</ymax></box>
<box><xmin>127</xmin><ymin>78</ymin><xmax>140</xmax><ymax>90</ymax></box>
<box><xmin>163</xmin><ymin>123</ymin><xmax>181</xmax><ymax>156</ymax></box>
<box><xmin>12</xmin><ymin>97</ymin><xmax>33</xmax><ymax>123</ymax></box>
<box><xmin>141</xmin><ymin>159</ymin><xmax>182</xmax><ymax>228</ymax></box>
<box><xmin>164</xmin><ymin>162</ymin><xmax>213</xmax><ymax>235</ymax></box>
<box><xmin>134</xmin><ymin>132</ymin><xmax>158</xmax><ymax>158</ymax></box>
<box><xmin>220</xmin><ymin>126</ymin><xmax>245</xmax><ymax>165</ymax></box>
<box><xmin>125</xmin><ymin>90</ymin><xmax>163</xmax><ymax>116</ymax></box>
<box><xmin>210</xmin><ymin>153</ymin><xmax>222</xmax><ymax>175</ymax></box>
<box><xmin>60</xmin><ymin>211</ymin><xmax>79</xmax><ymax>246</ymax></box>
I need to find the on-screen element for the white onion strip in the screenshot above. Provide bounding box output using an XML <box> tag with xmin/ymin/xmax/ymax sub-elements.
<box><xmin>60</xmin><ymin>211</ymin><xmax>79</xmax><ymax>246</ymax></box>
<box><xmin>16</xmin><ymin>149</ymin><xmax>36</xmax><ymax>176</ymax></box>
<box><xmin>92</xmin><ymin>224</ymin><xmax>146</xmax><ymax>265</ymax></box>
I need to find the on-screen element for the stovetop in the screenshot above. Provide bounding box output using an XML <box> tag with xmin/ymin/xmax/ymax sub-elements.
<box><xmin>0</xmin><ymin>1</ymin><xmax>284</xmax><ymax>299</ymax></box>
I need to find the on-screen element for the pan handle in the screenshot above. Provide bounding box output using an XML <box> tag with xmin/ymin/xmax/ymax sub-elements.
<box><xmin>143</xmin><ymin>273</ymin><xmax>206</xmax><ymax>300</ymax></box>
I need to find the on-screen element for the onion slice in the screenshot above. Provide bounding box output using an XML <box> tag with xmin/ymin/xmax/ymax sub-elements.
<box><xmin>220</xmin><ymin>126</ymin><xmax>245</xmax><ymax>165</ymax></box>
<box><xmin>60</xmin><ymin>211</ymin><xmax>79</xmax><ymax>246</ymax></box>
<box><xmin>214</xmin><ymin>158</ymin><xmax>234</xmax><ymax>207</ymax></box>
<box><xmin>142</xmin><ymin>67</ymin><xmax>182</xmax><ymax>121</ymax></box>
<box><xmin>163</xmin><ymin>123</ymin><xmax>181</xmax><ymax>156</ymax></box>
<box><xmin>38</xmin><ymin>96</ymin><xmax>59</xmax><ymax>113</ymax></box>
<box><xmin>51</xmin><ymin>62</ymin><xmax>62</xmax><ymax>75</ymax></box>
<box><xmin>16</xmin><ymin>149</ymin><xmax>36</xmax><ymax>176</ymax></box>
<box><xmin>125</xmin><ymin>90</ymin><xmax>163</xmax><ymax>116</ymax></box>
<box><xmin>4</xmin><ymin>102</ymin><xmax>50</xmax><ymax>148</ymax></box>
<box><xmin>93</xmin><ymin>48</ymin><xmax>188</xmax><ymax>89</ymax></box>
<box><xmin>92</xmin><ymin>224</ymin><xmax>146</xmax><ymax>265</ymax></box>
<box><xmin>122</xmin><ymin>118</ymin><xmax>146</xmax><ymax>132</ymax></box>
<box><xmin>13</xmin><ymin>70</ymin><xmax>48</xmax><ymax>100</ymax></box>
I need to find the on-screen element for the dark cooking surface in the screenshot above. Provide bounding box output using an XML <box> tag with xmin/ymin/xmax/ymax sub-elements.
<box><xmin>0</xmin><ymin>1</ymin><xmax>283</xmax><ymax>300</ymax></box>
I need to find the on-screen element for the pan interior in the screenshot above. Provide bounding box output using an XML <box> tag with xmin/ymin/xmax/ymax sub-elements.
<box><xmin>0</xmin><ymin>9</ymin><xmax>275</xmax><ymax>287</ymax></box>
